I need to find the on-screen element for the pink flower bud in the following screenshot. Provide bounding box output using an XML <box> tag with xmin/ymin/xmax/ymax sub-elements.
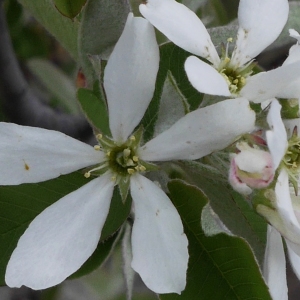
<box><xmin>229</xmin><ymin>143</ymin><xmax>275</xmax><ymax>195</ymax></box>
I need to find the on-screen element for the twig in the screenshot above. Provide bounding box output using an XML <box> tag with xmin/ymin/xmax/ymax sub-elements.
<box><xmin>0</xmin><ymin>0</ymin><xmax>92</xmax><ymax>140</ymax></box>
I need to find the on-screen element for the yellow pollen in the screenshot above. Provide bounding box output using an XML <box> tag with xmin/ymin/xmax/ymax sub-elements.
<box><xmin>139</xmin><ymin>166</ymin><xmax>146</xmax><ymax>172</ymax></box>
<box><xmin>133</xmin><ymin>156</ymin><xmax>139</xmax><ymax>162</ymax></box>
<box><xmin>84</xmin><ymin>172</ymin><xmax>91</xmax><ymax>178</ymax></box>
<box><xmin>123</xmin><ymin>148</ymin><xmax>131</xmax><ymax>157</ymax></box>
<box><xmin>96</xmin><ymin>134</ymin><xmax>102</xmax><ymax>140</ymax></box>
<box><xmin>127</xmin><ymin>168</ymin><xmax>135</xmax><ymax>175</ymax></box>
<box><xmin>94</xmin><ymin>145</ymin><xmax>101</xmax><ymax>151</ymax></box>
<box><xmin>126</xmin><ymin>159</ymin><xmax>135</xmax><ymax>166</ymax></box>
<box><xmin>227</xmin><ymin>37</ymin><xmax>233</xmax><ymax>43</ymax></box>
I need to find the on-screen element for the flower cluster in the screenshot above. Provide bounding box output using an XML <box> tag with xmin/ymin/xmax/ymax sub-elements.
<box><xmin>3</xmin><ymin>0</ymin><xmax>300</xmax><ymax>298</ymax></box>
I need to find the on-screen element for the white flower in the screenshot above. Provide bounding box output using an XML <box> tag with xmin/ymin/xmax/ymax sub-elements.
<box><xmin>263</xmin><ymin>225</ymin><xmax>288</xmax><ymax>300</ymax></box>
<box><xmin>140</xmin><ymin>0</ymin><xmax>300</xmax><ymax>102</ymax></box>
<box><xmin>3</xmin><ymin>13</ymin><xmax>256</xmax><ymax>293</ymax></box>
<box><xmin>276</xmin><ymin>29</ymin><xmax>300</xmax><ymax>100</ymax></box>
<box><xmin>256</xmin><ymin>100</ymin><xmax>300</xmax><ymax>299</ymax></box>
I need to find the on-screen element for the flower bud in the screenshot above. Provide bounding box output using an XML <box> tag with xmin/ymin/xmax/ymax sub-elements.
<box><xmin>229</xmin><ymin>142</ymin><xmax>275</xmax><ymax>195</ymax></box>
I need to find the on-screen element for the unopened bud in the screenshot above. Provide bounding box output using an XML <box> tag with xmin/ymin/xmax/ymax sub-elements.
<box><xmin>229</xmin><ymin>143</ymin><xmax>275</xmax><ymax>195</ymax></box>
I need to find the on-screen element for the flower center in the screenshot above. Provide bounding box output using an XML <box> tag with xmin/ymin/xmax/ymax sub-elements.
<box><xmin>107</xmin><ymin>143</ymin><xmax>146</xmax><ymax>176</ymax></box>
<box><xmin>83</xmin><ymin>128</ymin><xmax>154</xmax><ymax>183</ymax></box>
<box><xmin>283</xmin><ymin>136</ymin><xmax>300</xmax><ymax>171</ymax></box>
<box><xmin>217</xmin><ymin>38</ymin><xmax>255</xmax><ymax>95</ymax></box>
<box><xmin>283</xmin><ymin>129</ymin><xmax>300</xmax><ymax>193</ymax></box>
<box><xmin>219</xmin><ymin>64</ymin><xmax>246</xmax><ymax>94</ymax></box>
<box><xmin>83</xmin><ymin>128</ymin><xmax>157</xmax><ymax>202</ymax></box>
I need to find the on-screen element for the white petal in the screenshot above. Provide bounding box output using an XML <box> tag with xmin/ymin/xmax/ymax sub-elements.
<box><xmin>139</xmin><ymin>0</ymin><xmax>220</xmax><ymax>66</ymax></box>
<box><xmin>287</xmin><ymin>243</ymin><xmax>300</xmax><ymax>280</ymax></box>
<box><xmin>240</xmin><ymin>61</ymin><xmax>300</xmax><ymax>103</ymax></box>
<box><xmin>273</xmin><ymin>170</ymin><xmax>300</xmax><ymax>256</ymax></box>
<box><xmin>284</xmin><ymin>119</ymin><xmax>300</xmax><ymax>138</ymax></box>
<box><xmin>231</xmin><ymin>0</ymin><xmax>289</xmax><ymax>67</ymax></box>
<box><xmin>289</xmin><ymin>29</ymin><xmax>300</xmax><ymax>42</ymax></box>
<box><xmin>266</xmin><ymin>100</ymin><xmax>288</xmax><ymax>170</ymax></box>
<box><xmin>0</xmin><ymin>123</ymin><xmax>104</xmax><ymax>185</ymax></box>
<box><xmin>278</xmin><ymin>44</ymin><xmax>300</xmax><ymax>98</ymax></box>
<box><xmin>283</xmin><ymin>44</ymin><xmax>300</xmax><ymax>66</ymax></box>
<box><xmin>263</xmin><ymin>225</ymin><xmax>288</xmax><ymax>300</ymax></box>
<box><xmin>184</xmin><ymin>56</ymin><xmax>231</xmax><ymax>96</ymax></box>
<box><xmin>275</xmin><ymin>170</ymin><xmax>299</xmax><ymax>227</ymax></box>
<box><xmin>140</xmin><ymin>98</ymin><xmax>255</xmax><ymax>161</ymax></box>
<box><xmin>5</xmin><ymin>173</ymin><xmax>114</xmax><ymax>289</ymax></box>
<box><xmin>104</xmin><ymin>13</ymin><xmax>159</xmax><ymax>143</ymax></box>
<box><xmin>130</xmin><ymin>174</ymin><xmax>188</xmax><ymax>294</ymax></box>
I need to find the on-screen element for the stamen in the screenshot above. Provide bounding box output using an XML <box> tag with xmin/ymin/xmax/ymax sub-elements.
<box><xmin>123</xmin><ymin>148</ymin><xmax>131</xmax><ymax>157</ymax></box>
<box><xmin>133</xmin><ymin>156</ymin><xmax>139</xmax><ymax>162</ymax></box>
<box><xmin>96</xmin><ymin>134</ymin><xmax>102</xmax><ymax>140</ymax></box>
<box><xmin>94</xmin><ymin>145</ymin><xmax>101</xmax><ymax>151</ymax></box>
<box><xmin>225</xmin><ymin>38</ymin><xmax>233</xmax><ymax>58</ymax></box>
<box><xmin>126</xmin><ymin>159</ymin><xmax>135</xmax><ymax>166</ymax></box>
<box><xmin>139</xmin><ymin>166</ymin><xmax>146</xmax><ymax>172</ymax></box>
<box><xmin>127</xmin><ymin>168</ymin><xmax>135</xmax><ymax>175</ymax></box>
<box><xmin>84</xmin><ymin>163</ymin><xmax>108</xmax><ymax>178</ymax></box>
<box><xmin>224</xmin><ymin>57</ymin><xmax>230</xmax><ymax>64</ymax></box>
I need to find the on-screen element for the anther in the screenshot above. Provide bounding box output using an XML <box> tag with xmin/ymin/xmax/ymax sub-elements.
<box><xmin>126</xmin><ymin>159</ymin><xmax>135</xmax><ymax>167</ymax></box>
<box><xmin>127</xmin><ymin>168</ymin><xmax>135</xmax><ymax>175</ymax></box>
<box><xmin>84</xmin><ymin>172</ymin><xmax>91</xmax><ymax>178</ymax></box>
<box><xmin>133</xmin><ymin>156</ymin><xmax>139</xmax><ymax>162</ymax></box>
<box><xmin>129</xmin><ymin>136</ymin><xmax>136</xmax><ymax>142</ymax></box>
<box><xmin>139</xmin><ymin>166</ymin><xmax>146</xmax><ymax>172</ymax></box>
<box><xmin>96</xmin><ymin>134</ymin><xmax>102</xmax><ymax>140</ymax></box>
<box><xmin>123</xmin><ymin>148</ymin><xmax>131</xmax><ymax>157</ymax></box>
<box><xmin>94</xmin><ymin>145</ymin><xmax>101</xmax><ymax>151</ymax></box>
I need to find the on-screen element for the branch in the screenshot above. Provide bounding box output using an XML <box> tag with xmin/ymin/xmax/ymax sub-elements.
<box><xmin>0</xmin><ymin>1</ymin><xmax>92</xmax><ymax>140</ymax></box>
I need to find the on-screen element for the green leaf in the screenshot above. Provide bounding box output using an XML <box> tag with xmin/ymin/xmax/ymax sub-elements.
<box><xmin>142</xmin><ymin>43</ymin><xmax>203</xmax><ymax>141</ymax></box>
<box><xmin>69</xmin><ymin>231</ymin><xmax>119</xmax><ymax>279</ymax></box>
<box><xmin>77</xmin><ymin>87</ymin><xmax>110</xmax><ymax>136</ymax></box>
<box><xmin>78</xmin><ymin>0</ymin><xmax>130</xmax><ymax>81</ymax></box>
<box><xmin>208</xmin><ymin>24</ymin><xmax>238</xmax><ymax>50</ymax></box>
<box><xmin>0</xmin><ymin>172</ymin><xmax>131</xmax><ymax>285</ymax></box>
<box><xmin>18</xmin><ymin>0</ymin><xmax>79</xmax><ymax>60</ymax></box>
<box><xmin>53</xmin><ymin>0</ymin><xmax>86</xmax><ymax>19</ymax></box>
<box><xmin>153</xmin><ymin>71</ymin><xmax>188</xmax><ymax>137</ymax></box>
<box><xmin>101</xmin><ymin>188</ymin><xmax>132</xmax><ymax>241</ymax></box>
<box><xmin>160</xmin><ymin>180</ymin><xmax>271</xmax><ymax>300</ymax></box>
<box><xmin>27</xmin><ymin>58</ymin><xmax>80</xmax><ymax>114</ymax></box>
<box><xmin>175</xmin><ymin>161</ymin><xmax>268</xmax><ymax>265</ymax></box>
